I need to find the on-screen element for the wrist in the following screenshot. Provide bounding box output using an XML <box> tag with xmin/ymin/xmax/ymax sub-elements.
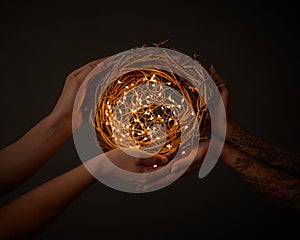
<box><xmin>46</xmin><ymin>113</ymin><xmax>72</xmax><ymax>137</ymax></box>
<box><xmin>226</xmin><ymin>121</ymin><xmax>238</xmax><ymax>140</ymax></box>
<box><xmin>85</xmin><ymin>152</ymin><xmax>112</xmax><ymax>179</ymax></box>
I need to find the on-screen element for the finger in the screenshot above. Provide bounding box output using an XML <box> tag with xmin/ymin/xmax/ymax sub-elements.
<box><xmin>181</xmin><ymin>164</ymin><xmax>202</xmax><ymax>176</ymax></box>
<box><xmin>209</xmin><ymin>65</ymin><xmax>225</xmax><ymax>87</ymax></box>
<box><xmin>171</xmin><ymin>154</ymin><xmax>196</xmax><ymax>173</ymax></box>
<box><xmin>142</xmin><ymin>155</ymin><xmax>204</xmax><ymax>190</ymax></box>
<box><xmin>139</xmin><ymin>154</ymin><xmax>168</xmax><ymax>166</ymax></box>
<box><xmin>67</xmin><ymin>57</ymin><xmax>108</xmax><ymax>84</ymax></box>
<box><xmin>210</xmin><ymin>64</ymin><xmax>216</xmax><ymax>74</ymax></box>
<box><xmin>142</xmin><ymin>172</ymin><xmax>178</xmax><ymax>191</ymax></box>
<box><xmin>208</xmin><ymin>65</ymin><xmax>230</xmax><ymax>111</ymax></box>
<box><xmin>171</xmin><ymin>141</ymin><xmax>209</xmax><ymax>173</ymax></box>
<box><xmin>137</xmin><ymin>161</ymin><xmax>173</xmax><ymax>185</ymax></box>
<box><xmin>200</xmin><ymin>62</ymin><xmax>210</xmax><ymax>72</ymax></box>
<box><xmin>71</xmin><ymin>58</ymin><xmax>107</xmax><ymax>76</ymax></box>
<box><xmin>72</xmin><ymin>57</ymin><xmax>109</xmax><ymax>114</ymax></box>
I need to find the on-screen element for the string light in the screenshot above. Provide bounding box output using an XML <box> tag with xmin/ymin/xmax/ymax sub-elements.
<box><xmin>94</xmin><ymin>68</ymin><xmax>211</xmax><ymax>160</ymax></box>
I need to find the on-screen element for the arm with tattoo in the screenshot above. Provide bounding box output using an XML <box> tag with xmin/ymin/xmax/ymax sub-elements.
<box><xmin>221</xmin><ymin>144</ymin><xmax>300</xmax><ymax>212</ymax></box>
<box><xmin>207</xmin><ymin>65</ymin><xmax>300</xmax><ymax>175</ymax></box>
<box><xmin>226</xmin><ymin>122</ymin><xmax>300</xmax><ymax>175</ymax></box>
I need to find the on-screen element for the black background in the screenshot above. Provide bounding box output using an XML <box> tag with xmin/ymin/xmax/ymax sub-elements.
<box><xmin>0</xmin><ymin>1</ymin><xmax>299</xmax><ymax>239</ymax></box>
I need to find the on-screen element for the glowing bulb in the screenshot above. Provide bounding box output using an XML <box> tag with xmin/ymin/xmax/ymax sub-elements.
<box><xmin>150</xmin><ymin>74</ymin><xmax>156</xmax><ymax>82</ymax></box>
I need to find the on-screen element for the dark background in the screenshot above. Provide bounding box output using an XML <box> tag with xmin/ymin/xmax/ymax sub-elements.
<box><xmin>0</xmin><ymin>1</ymin><xmax>299</xmax><ymax>239</ymax></box>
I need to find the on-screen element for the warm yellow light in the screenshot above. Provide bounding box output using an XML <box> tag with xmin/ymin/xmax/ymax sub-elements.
<box><xmin>94</xmin><ymin>68</ymin><xmax>211</xmax><ymax>161</ymax></box>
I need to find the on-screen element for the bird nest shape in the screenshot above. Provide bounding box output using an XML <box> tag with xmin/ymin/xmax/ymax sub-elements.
<box><xmin>90</xmin><ymin>47</ymin><xmax>213</xmax><ymax>161</ymax></box>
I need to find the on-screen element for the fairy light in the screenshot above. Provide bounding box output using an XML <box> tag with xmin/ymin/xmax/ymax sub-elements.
<box><xmin>94</xmin><ymin>68</ymin><xmax>211</xmax><ymax>160</ymax></box>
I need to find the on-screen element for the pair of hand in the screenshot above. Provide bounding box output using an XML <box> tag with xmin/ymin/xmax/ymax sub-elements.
<box><xmin>83</xmin><ymin>140</ymin><xmax>210</xmax><ymax>191</ymax></box>
<box><xmin>50</xmin><ymin>57</ymin><xmax>231</xmax><ymax>190</ymax></box>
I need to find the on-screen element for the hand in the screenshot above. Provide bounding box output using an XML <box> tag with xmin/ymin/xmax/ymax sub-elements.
<box><xmin>105</xmin><ymin>148</ymin><xmax>169</xmax><ymax>174</ymax></box>
<box><xmin>139</xmin><ymin>140</ymin><xmax>210</xmax><ymax>191</ymax></box>
<box><xmin>50</xmin><ymin>58</ymin><xmax>107</xmax><ymax>132</ymax></box>
<box><xmin>85</xmin><ymin>148</ymin><xmax>169</xmax><ymax>183</ymax></box>
<box><xmin>206</xmin><ymin>64</ymin><xmax>237</xmax><ymax>139</ymax></box>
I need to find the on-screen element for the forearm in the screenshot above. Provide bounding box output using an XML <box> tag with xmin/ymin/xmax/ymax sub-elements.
<box><xmin>0</xmin><ymin>164</ymin><xmax>95</xmax><ymax>240</ymax></box>
<box><xmin>226</xmin><ymin>122</ymin><xmax>300</xmax><ymax>175</ymax></box>
<box><xmin>0</xmin><ymin>114</ymin><xmax>72</xmax><ymax>195</ymax></box>
<box><xmin>221</xmin><ymin>144</ymin><xmax>300</xmax><ymax>212</ymax></box>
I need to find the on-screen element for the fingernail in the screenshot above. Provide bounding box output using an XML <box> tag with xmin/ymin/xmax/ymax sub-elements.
<box><xmin>171</xmin><ymin>165</ymin><xmax>180</xmax><ymax>173</ymax></box>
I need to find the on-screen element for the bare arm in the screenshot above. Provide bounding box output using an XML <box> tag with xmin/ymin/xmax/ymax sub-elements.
<box><xmin>0</xmin><ymin>58</ymin><xmax>106</xmax><ymax>196</ymax></box>
<box><xmin>0</xmin><ymin>149</ymin><xmax>167</xmax><ymax>240</ymax></box>
<box><xmin>0</xmin><ymin>165</ymin><xmax>94</xmax><ymax>239</ymax></box>
<box><xmin>0</xmin><ymin>115</ymin><xmax>71</xmax><ymax>196</ymax></box>
<box><xmin>0</xmin><ymin>164</ymin><xmax>95</xmax><ymax>240</ymax></box>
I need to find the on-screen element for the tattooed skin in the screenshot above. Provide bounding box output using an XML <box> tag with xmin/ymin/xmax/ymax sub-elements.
<box><xmin>232</xmin><ymin>152</ymin><xmax>300</xmax><ymax>212</ymax></box>
<box><xmin>227</xmin><ymin>123</ymin><xmax>300</xmax><ymax>175</ymax></box>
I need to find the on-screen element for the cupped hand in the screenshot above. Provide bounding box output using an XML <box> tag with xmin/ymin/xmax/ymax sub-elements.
<box><xmin>207</xmin><ymin>65</ymin><xmax>237</xmax><ymax>139</ymax></box>
<box><xmin>50</xmin><ymin>58</ymin><xmax>107</xmax><ymax>132</ymax></box>
<box><xmin>85</xmin><ymin>148</ymin><xmax>169</xmax><ymax>184</ymax></box>
<box><xmin>105</xmin><ymin>148</ymin><xmax>169</xmax><ymax>174</ymax></box>
<box><xmin>139</xmin><ymin>140</ymin><xmax>210</xmax><ymax>191</ymax></box>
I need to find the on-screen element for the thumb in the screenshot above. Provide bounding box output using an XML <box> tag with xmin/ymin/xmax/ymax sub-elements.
<box><xmin>139</xmin><ymin>154</ymin><xmax>168</xmax><ymax>166</ymax></box>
